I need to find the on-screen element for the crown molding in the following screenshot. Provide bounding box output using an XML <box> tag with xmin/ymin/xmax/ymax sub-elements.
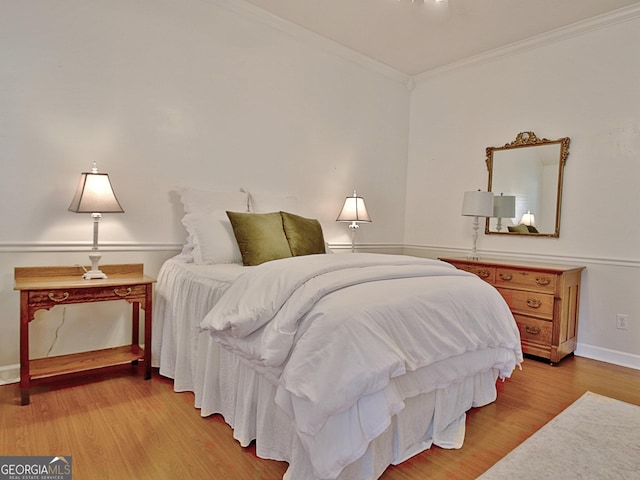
<box><xmin>208</xmin><ymin>0</ymin><xmax>411</xmax><ymax>86</ymax></box>
<box><xmin>414</xmin><ymin>3</ymin><xmax>640</xmax><ymax>83</ymax></box>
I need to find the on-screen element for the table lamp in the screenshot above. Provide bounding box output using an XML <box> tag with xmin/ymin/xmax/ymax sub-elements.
<box><xmin>68</xmin><ymin>162</ymin><xmax>124</xmax><ymax>279</ymax></box>
<box><xmin>336</xmin><ymin>190</ymin><xmax>371</xmax><ymax>253</ymax></box>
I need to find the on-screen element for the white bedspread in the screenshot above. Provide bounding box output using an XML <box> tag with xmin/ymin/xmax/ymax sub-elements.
<box><xmin>200</xmin><ymin>253</ymin><xmax>522</xmax><ymax>479</ymax></box>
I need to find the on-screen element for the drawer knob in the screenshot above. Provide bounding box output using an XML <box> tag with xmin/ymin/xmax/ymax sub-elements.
<box><xmin>500</xmin><ymin>273</ymin><xmax>513</xmax><ymax>281</ymax></box>
<box><xmin>525</xmin><ymin>325</ymin><xmax>541</xmax><ymax>335</ymax></box>
<box><xmin>535</xmin><ymin>277</ymin><xmax>551</xmax><ymax>286</ymax></box>
<box><xmin>48</xmin><ymin>292</ymin><xmax>70</xmax><ymax>303</ymax></box>
<box><xmin>114</xmin><ymin>287</ymin><xmax>132</xmax><ymax>297</ymax></box>
<box><xmin>526</xmin><ymin>298</ymin><xmax>542</xmax><ymax>309</ymax></box>
<box><xmin>477</xmin><ymin>269</ymin><xmax>491</xmax><ymax>278</ymax></box>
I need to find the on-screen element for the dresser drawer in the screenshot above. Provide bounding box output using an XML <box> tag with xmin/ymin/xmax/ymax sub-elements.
<box><xmin>514</xmin><ymin>314</ymin><xmax>552</xmax><ymax>346</ymax></box>
<box><xmin>452</xmin><ymin>263</ymin><xmax>496</xmax><ymax>283</ymax></box>
<box><xmin>497</xmin><ymin>288</ymin><xmax>554</xmax><ymax>320</ymax></box>
<box><xmin>495</xmin><ymin>267</ymin><xmax>556</xmax><ymax>294</ymax></box>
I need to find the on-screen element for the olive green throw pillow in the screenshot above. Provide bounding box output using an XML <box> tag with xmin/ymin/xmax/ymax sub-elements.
<box><xmin>226</xmin><ymin>211</ymin><xmax>292</xmax><ymax>266</ymax></box>
<box><xmin>281</xmin><ymin>211</ymin><xmax>326</xmax><ymax>256</ymax></box>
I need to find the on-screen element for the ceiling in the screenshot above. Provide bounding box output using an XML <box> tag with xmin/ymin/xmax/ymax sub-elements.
<box><xmin>241</xmin><ymin>0</ymin><xmax>640</xmax><ymax>75</ymax></box>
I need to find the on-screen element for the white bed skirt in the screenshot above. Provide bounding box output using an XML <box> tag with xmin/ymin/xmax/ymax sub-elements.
<box><xmin>198</xmin><ymin>341</ymin><xmax>500</xmax><ymax>480</ymax></box>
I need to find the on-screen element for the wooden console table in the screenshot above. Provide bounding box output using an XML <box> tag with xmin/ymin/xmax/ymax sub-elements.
<box><xmin>440</xmin><ymin>257</ymin><xmax>585</xmax><ymax>364</ymax></box>
<box><xmin>14</xmin><ymin>264</ymin><xmax>155</xmax><ymax>405</ymax></box>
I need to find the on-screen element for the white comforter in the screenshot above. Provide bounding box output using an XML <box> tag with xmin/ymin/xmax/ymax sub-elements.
<box><xmin>200</xmin><ymin>253</ymin><xmax>522</xmax><ymax>479</ymax></box>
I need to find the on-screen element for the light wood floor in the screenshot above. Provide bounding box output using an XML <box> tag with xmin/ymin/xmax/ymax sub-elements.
<box><xmin>1</xmin><ymin>356</ymin><xmax>639</xmax><ymax>480</ymax></box>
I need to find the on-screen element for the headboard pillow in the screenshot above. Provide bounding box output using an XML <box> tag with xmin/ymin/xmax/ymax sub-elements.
<box><xmin>226</xmin><ymin>211</ymin><xmax>293</xmax><ymax>266</ymax></box>
<box><xmin>281</xmin><ymin>211</ymin><xmax>326</xmax><ymax>256</ymax></box>
<box><xmin>181</xmin><ymin>211</ymin><xmax>242</xmax><ymax>264</ymax></box>
<box><xmin>176</xmin><ymin>188</ymin><xmax>249</xmax><ymax>260</ymax></box>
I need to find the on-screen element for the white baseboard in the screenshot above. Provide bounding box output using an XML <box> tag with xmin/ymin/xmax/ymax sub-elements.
<box><xmin>0</xmin><ymin>364</ymin><xmax>19</xmax><ymax>386</ymax></box>
<box><xmin>575</xmin><ymin>344</ymin><xmax>640</xmax><ymax>371</ymax></box>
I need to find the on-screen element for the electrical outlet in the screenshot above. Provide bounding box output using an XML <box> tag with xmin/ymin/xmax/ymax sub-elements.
<box><xmin>616</xmin><ymin>314</ymin><xmax>629</xmax><ymax>330</ymax></box>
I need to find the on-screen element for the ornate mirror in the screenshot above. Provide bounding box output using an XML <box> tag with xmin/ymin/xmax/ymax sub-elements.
<box><xmin>485</xmin><ymin>132</ymin><xmax>570</xmax><ymax>237</ymax></box>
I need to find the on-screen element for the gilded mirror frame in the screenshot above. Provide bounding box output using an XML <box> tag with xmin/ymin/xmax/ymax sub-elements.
<box><xmin>485</xmin><ymin>132</ymin><xmax>570</xmax><ymax>237</ymax></box>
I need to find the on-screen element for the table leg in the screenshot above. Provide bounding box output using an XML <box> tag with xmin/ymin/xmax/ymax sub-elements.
<box><xmin>19</xmin><ymin>292</ymin><xmax>30</xmax><ymax>406</ymax></box>
<box><xmin>131</xmin><ymin>301</ymin><xmax>140</xmax><ymax>355</ymax></box>
<box><xmin>144</xmin><ymin>285</ymin><xmax>152</xmax><ymax>380</ymax></box>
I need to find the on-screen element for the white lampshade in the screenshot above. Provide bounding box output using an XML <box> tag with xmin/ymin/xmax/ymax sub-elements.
<box><xmin>520</xmin><ymin>210</ymin><xmax>536</xmax><ymax>227</ymax></box>
<box><xmin>336</xmin><ymin>191</ymin><xmax>371</xmax><ymax>223</ymax></box>
<box><xmin>493</xmin><ymin>193</ymin><xmax>516</xmax><ymax>218</ymax></box>
<box><xmin>461</xmin><ymin>190</ymin><xmax>494</xmax><ymax>217</ymax></box>
<box><xmin>68</xmin><ymin>163</ymin><xmax>123</xmax><ymax>280</ymax></box>
<box><xmin>68</xmin><ymin>171</ymin><xmax>124</xmax><ymax>214</ymax></box>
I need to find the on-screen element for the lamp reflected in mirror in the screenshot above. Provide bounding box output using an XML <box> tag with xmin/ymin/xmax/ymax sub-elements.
<box><xmin>492</xmin><ymin>193</ymin><xmax>515</xmax><ymax>232</ymax></box>
<box><xmin>519</xmin><ymin>210</ymin><xmax>536</xmax><ymax>227</ymax></box>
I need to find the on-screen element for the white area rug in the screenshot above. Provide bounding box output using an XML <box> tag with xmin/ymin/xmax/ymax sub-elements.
<box><xmin>477</xmin><ymin>391</ymin><xmax>640</xmax><ymax>480</ymax></box>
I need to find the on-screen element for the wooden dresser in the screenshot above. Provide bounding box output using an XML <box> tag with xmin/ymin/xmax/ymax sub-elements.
<box><xmin>440</xmin><ymin>257</ymin><xmax>585</xmax><ymax>364</ymax></box>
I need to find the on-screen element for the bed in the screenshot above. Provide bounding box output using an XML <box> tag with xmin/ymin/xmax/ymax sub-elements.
<box><xmin>152</xmin><ymin>188</ymin><xmax>523</xmax><ymax>480</ymax></box>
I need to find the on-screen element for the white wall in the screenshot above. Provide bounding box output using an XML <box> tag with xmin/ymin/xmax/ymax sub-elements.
<box><xmin>3</xmin><ymin>1</ymin><xmax>638</xmax><ymax>383</ymax></box>
<box><xmin>0</xmin><ymin>0</ymin><xmax>410</xmax><ymax>382</ymax></box>
<box><xmin>405</xmin><ymin>8</ymin><xmax>640</xmax><ymax>368</ymax></box>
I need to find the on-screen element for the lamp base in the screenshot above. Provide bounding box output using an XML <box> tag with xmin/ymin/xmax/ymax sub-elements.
<box><xmin>349</xmin><ymin>222</ymin><xmax>359</xmax><ymax>253</ymax></box>
<box><xmin>83</xmin><ymin>251</ymin><xmax>108</xmax><ymax>280</ymax></box>
<box><xmin>82</xmin><ymin>269</ymin><xmax>108</xmax><ymax>280</ymax></box>
<box><xmin>466</xmin><ymin>215</ymin><xmax>481</xmax><ymax>261</ymax></box>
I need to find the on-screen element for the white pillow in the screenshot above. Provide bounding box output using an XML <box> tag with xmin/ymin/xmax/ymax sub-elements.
<box><xmin>177</xmin><ymin>187</ymin><xmax>249</xmax><ymax>214</ymax></box>
<box><xmin>248</xmin><ymin>192</ymin><xmax>298</xmax><ymax>213</ymax></box>
<box><xmin>176</xmin><ymin>188</ymin><xmax>249</xmax><ymax>258</ymax></box>
<box><xmin>181</xmin><ymin>211</ymin><xmax>242</xmax><ymax>264</ymax></box>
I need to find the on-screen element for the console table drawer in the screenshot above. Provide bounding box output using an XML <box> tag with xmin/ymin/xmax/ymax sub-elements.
<box><xmin>495</xmin><ymin>267</ymin><xmax>556</xmax><ymax>293</ymax></box>
<box><xmin>28</xmin><ymin>284</ymin><xmax>148</xmax><ymax>306</ymax></box>
<box><xmin>497</xmin><ymin>288</ymin><xmax>554</xmax><ymax>319</ymax></box>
